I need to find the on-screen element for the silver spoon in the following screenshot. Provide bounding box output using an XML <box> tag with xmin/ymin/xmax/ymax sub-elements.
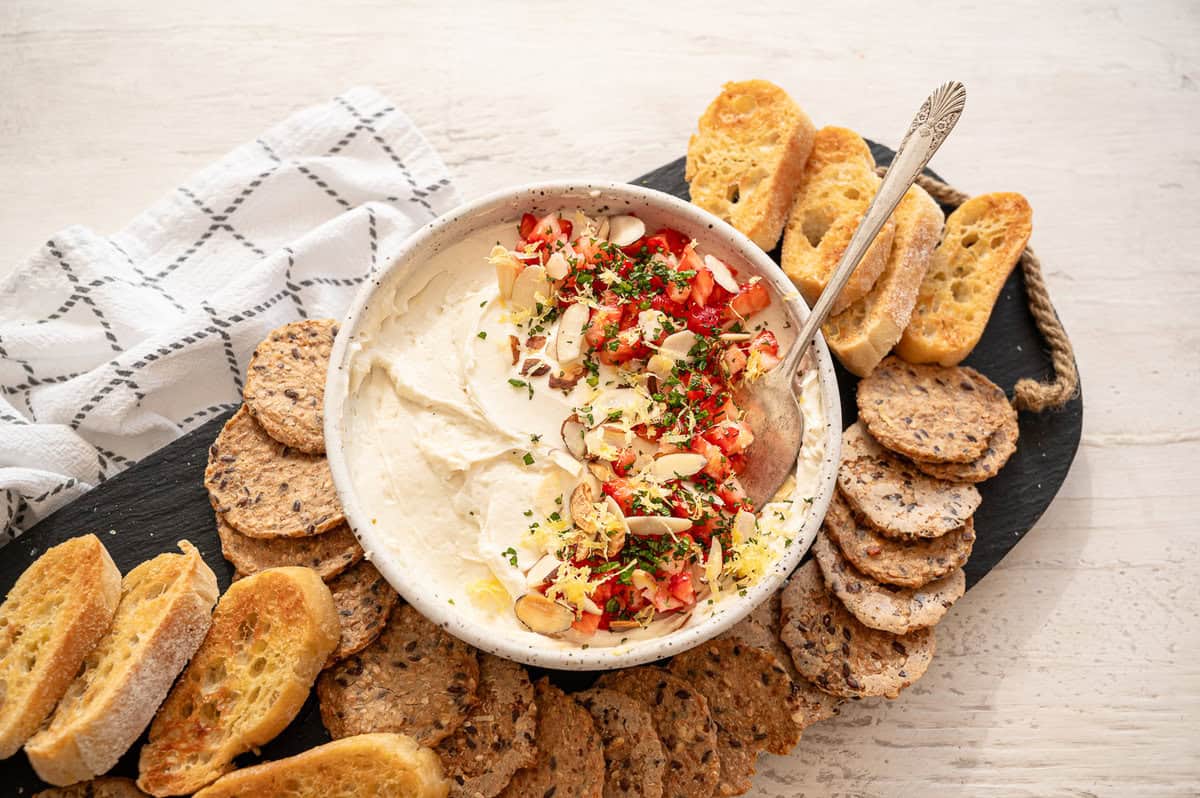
<box><xmin>737</xmin><ymin>81</ymin><xmax>967</xmax><ymax>509</ymax></box>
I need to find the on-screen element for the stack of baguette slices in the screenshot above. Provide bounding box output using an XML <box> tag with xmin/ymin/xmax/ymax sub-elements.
<box><xmin>687</xmin><ymin>79</ymin><xmax>1033</xmax><ymax>376</ymax></box>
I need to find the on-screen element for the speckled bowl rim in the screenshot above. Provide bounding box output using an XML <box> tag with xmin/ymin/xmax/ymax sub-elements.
<box><xmin>324</xmin><ymin>180</ymin><xmax>842</xmax><ymax>671</ymax></box>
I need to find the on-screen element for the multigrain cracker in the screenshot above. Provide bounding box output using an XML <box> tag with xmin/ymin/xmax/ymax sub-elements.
<box><xmin>669</xmin><ymin>640</ymin><xmax>803</xmax><ymax>795</ymax></box>
<box><xmin>205</xmin><ymin>406</ymin><xmax>344</xmax><ymax>538</ymax></box>
<box><xmin>317</xmin><ymin>604</ymin><xmax>478</xmax><ymax>746</ymax></box>
<box><xmin>717</xmin><ymin>592</ymin><xmax>842</xmax><ymax>728</ymax></box>
<box><xmin>838</xmin><ymin>422</ymin><xmax>980</xmax><ymax>540</ymax></box>
<box><xmin>911</xmin><ymin>401</ymin><xmax>1019</xmax><ymax>483</ymax></box>
<box><xmin>779</xmin><ymin>561</ymin><xmax>934</xmax><ymax>699</ymax></box>
<box><xmin>325</xmin><ymin>560</ymin><xmax>400</xmax><ymax>666</ymax></box>
<box><xmin>216</xmin><ymin>513</ymin><xmax>363</xmax><ymax>581</ymax></box>
<box><xmin>595</xmin><ymin>667</ymin><xmax>720</xmax><ymax>798</ymax></box>
<box><xmin>576</xmin><ymin>688</ymin><xmax>667</xmax><ymax>798</ymax></box>
<box><xmin>34</xmin><ymin>778</ymin><xmax>148</xmax><ymax>798</ymax></box>
<box><xmin>437</xmin><ymin>654</ymin><xmax>537</xmax><ymax>798</ymax></box>
<box><xmin>857</xmin><ymin>356</ymin><xmax>1009</xmax><ymax>463</ymax></box>
<box><xmin>812</xmin><ymin>529</ymin><xmax>964</xmax><ymax>634</ymax></box>
<box><xmin>243</xmin><ymin>319</ymin><xmax>339</xmax><ymax>454</ymax></box>
<box><xmin>823</xmin><ymin>490</ymin><xmax>974</xmax><ymax>588</ymax></box>
<box><xmin>498</xmin><ymin>679</ymin><xmax>604</xmax><ymax>798</ymax></box>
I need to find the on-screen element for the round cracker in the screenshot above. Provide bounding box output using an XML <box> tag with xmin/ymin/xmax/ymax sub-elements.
<box><xmin>779</xmin><ymin>561</ymin><xmax>935</xmax><ymax>699</ymax></box>
<box><xmin>812</xmin><ymin>529</ymin><xmax>965</xmax><ymax>634</ymax></box>
<box><xmin>838</xmin><ymin>422</ymin><xmax>980</xmax><ymax>540</ymax></box>
<box><xmin>325</xmin><ymin>559</ymin><xmax>400</xmax><ymax>666</ymax></box>
<box><xmin>595</xmin><ymin>667</ymin><xmax>719</xmax><ymax>798</ymax></box>
<box><xmin>206</xmin><ymin>406</ymin><xmax>344</xmax><ymax>538</ymax></box>
<box><xmin>317</xmin><ymin>603</ymin><xmax>479</xmax><ymax>745</ymax></box>
<box><xmin>438</xmin><ymin>654</ymin><xmax>538</xmax><ymax>798</ymax></box>
<box><xmin>823</xmin><ymin>490</ymin><xmax>974</xmax><ymax>588</ymax></box>
<box><xmin>911</xmin><ymin>401</ymin><xmax>1019</xmax><ymax>483</ymax></box>
<box><xmin>576</xmin><ymin>687</ymin><xmax>667</xmax><ymax>798</ymax></box>
<box><xmin>216</xmin><ymin>512</ymin><xmax>362</xmax><ymax>580</ymax></box>
<box><xmin>857</xmin><ymin>356</ymin><xmax>1010</xmax><ymax>463</ymax></box>
<box><xmin>243</xmin><ymin>318</ymin><xmax>338</xmax><ymax>454</ymax></box>
<box><xmin>669</xmin><ymin>639</ymin><xmax>802</xmax><ymax>757</ymax></box>
<box><xmin>498</xmin><ymin>678</ymin><xmax>605</xmax><ymax>798</ymax></box>
<box><xmin>717</xmin><ymin>592</ymin><xmax>842</xmax><ymax>729</ymax></box>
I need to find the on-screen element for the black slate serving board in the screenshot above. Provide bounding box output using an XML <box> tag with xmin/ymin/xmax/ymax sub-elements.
<box><xmin>1</xmin><ymin>145</ymin><xmax>1082</xmax><ymax>793</ymax></box>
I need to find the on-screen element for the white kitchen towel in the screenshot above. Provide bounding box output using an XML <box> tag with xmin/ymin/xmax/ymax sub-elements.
<box><xmin>0</xmin><ymin>87</ymin><xmax>459</xmax><ymax>543</ymax></box>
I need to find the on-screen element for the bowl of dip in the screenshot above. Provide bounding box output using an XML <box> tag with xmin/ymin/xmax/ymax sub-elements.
<box><xmin>324</xmin><ymin>181</ymin><xmax>841</xmax><ymax>670</ymax></box>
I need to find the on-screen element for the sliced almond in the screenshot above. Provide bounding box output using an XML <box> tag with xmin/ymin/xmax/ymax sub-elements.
<box><xmin>545</xmin><ymin>251</ymin><xmax>570</xmax><ymax>280</ymax></box>
<box><xmin>561</xmin><ymin>417</ymin><xmax>587</xmax><ymax>460</ymax></box>
<box><xmin>703</xmin><ymin>254</ymin><xmax>741</xmax><ymax>293</ymax></box>
<box><xmin>650</xmin><ymin>452</ymin><xmax>707</xmax><ymax>480</ymax></box>
<box><xmin>511</xmin><ymin>264</ymin><xmax>551</xmax><ymax>312</ymax></box>
<box><xmin>491</xmin><ymin>245</ymin><xmax>521</xmax><ymax>300</ymax></box>
<box><xmin>646</xmin><ymin>353</ymin><xmax>676</xmax><ymax>378</ymax></box>
<box><xmin>587</xmin><ymin>460</ymin><xmax>617</xmax><ymax>483</ymax></box>
<box><xmin>525</xmin><ymin>554</ymin><xmax>562</xmax><ymax>587</ymax></box>
<box><xmin>659</xmin><ymin>330</ymin><xmax>698</xmax><ymax>361</ymax></box>
<box><xmin>596</xmin><ymin>216</ymin><xmax>611</xmax><ymax>242</ymax></box>
<box><xmin>571</xmin><ymin>482</ymin><xmax>598</xmax><ymax>532</ymax></box>
<box><xmin>631</xmin><ymin>568</ymin><xmax>657</xmax><ymax>593</ymax></box>
<box><xmin>601</xmin><ymin>495</ymin><xmax>628</xmax><ymax>558</ymax></box>
<box><xmin>625</xmin><ymin>515</ymin><xmax>693</xmax><ymax>537</ymax></box>
<box><xmin>704</xmin><ymin>537</ymin><xmax>723</xmax><ymax>586</ymax></box>
<box><xmin>584</xmin><ymin>424</ymin><xmax>628</xmax><ymax>460</ymax></box>
<box><xmin>733</xmin><ymin>509</ymin><xmax>757</xmax><ymax>540</ymax></box>
<box><xmin>554</xmin><ymin>301</ymin><xmax>589</xmax><ymax>365</ymax></box>
<box><xmin>588</xmin><ymin>387</ymin><xmax>648</xmax><ymax>427</ymax></box>
<box><xmin>637</xmin><ymin>309</ymin><xmax>668</xmax><ymax>343</ymax></box>
<box><xmin>718</xmin><ymin>332</ymin><xmax>753</xmax><ymax>343</ymax></box>
<box><xmin>514</xmin><ymin>593</ymin><xmax>575</xmax><ymax>635</ymax></box>
<box><xmin>607</xmin><ymin>214</ymin><xmax>645</xmax><ymax>247</ymax></box>
<box><xmin>608</xmin><ymin>619</ymin><xmax>642</xmax><ymax>633</ymax></box>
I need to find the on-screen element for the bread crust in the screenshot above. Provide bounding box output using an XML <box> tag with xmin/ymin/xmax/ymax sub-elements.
<box><xmin>0</xmin><ymin>534</ymin><xmax>121</xmax><ymax>759</ymax></box>
<box><xmin>782</xmin><ymin>127</ymin><xmax>896</xmax><ymax>314</ymax></box>
<box><xmin>686</xmin><ymin>79</ymin><xmax>815</xmax><ymax>251</ymax></box>
<box><xmin>191</xmin><ymin>733</ymin><xmax>449</xmax><ymax>798</ymax></box>
<box><xmin>26</xmin><ymin>541</ymin><xmax>218</xmax><ymax>785</ymax></box>
<box><xmin>137</xmin><ymin>566</ymin><xmax>339</xmax><ymax>796</ymax></box>
<box><xmin>897</xmin><ymin>192</ymin><xmax>1033</xmax><ymax>365</ymax></box>
<box><xmin>824</xmin><ymin>184</ymin><xmax>945</xmax><ymax>376</ymax></box>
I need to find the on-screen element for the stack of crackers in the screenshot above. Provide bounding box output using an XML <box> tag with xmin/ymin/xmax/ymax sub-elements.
<box><xmin>205</xmin><ymin>319</ymin><xmax>400</xmax><ymax>669</ymax></box>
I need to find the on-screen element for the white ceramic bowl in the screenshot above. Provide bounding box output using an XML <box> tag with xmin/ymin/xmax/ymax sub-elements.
<box><xmin>324</xmin><ymin>180</ymin><xmax>841</xmax><ymax>670</ymax></box>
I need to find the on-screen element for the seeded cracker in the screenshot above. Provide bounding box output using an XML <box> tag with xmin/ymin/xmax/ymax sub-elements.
<box><xmin>576</xmin><ymin>688</ymin><xmax>667</xmax><ymax>798</ymax></box>
<box><xmin>317</xmin><ymin>604</ymin><xmax>479</xmax><ymax>746</ymax></box>
<box><xmin>911</xmin><ymin>400</ymin><xmax>1020</xmax><ymax>483</ymax></box>
<box><xmin>437</xmin><ymin>654</ymin><xmax>537</xmax><ymax>798</ymax></box>
<box><xmin>780</xmin><ymin>561</ymin><xmax>934</xmax><ymax>699</ymax></box>
<box><xmin>206</xmin><ymin>406</ymin><xmax>344</xmax><ymax>538</ymax></box>
<box><xmin>812</xmin><ymin>528</ymin><xmax>965</xmax><ymax>634</ymax></box>
<box><xmin>325</xmin><ymin>560</ymin><xmax>400</xmax><ymax>666</ymax></box>
<box><xmin>243</xmin><ymin>319</ymin><xmax>339</xmax><ymax>455</ymax></box>
<box><xmin>857</xmin><ymin>356</ymin><xmax>1009</xmax><ymax>463</ymax></box>
<box><xmin>595</xmin><ymin>667</ymin><xmax>720</xmax><ymax>798</ymax></box>
<box><xmin>498</xmin><ymin>679</ymin><xmax>604</xmax><ymax>798</ymax></box>
<box><xmin>216</xmin><ymin>512</ymin><xmax>363</xmax><ymax>581</ymax></box>
<box><xmin>669</xmin><ymin>640</ymin><xmax>803</xmax><ymax>795</ymax></box>
<box><xmin>838</xmin><ymin>422</ymin><xmax>980</xmax><ymax>540</ymax></box>
<box><xmin>823</xmin><ymin>490</ymin><xmax>974</xmax><ymax>588</ymax></box>
<box><xmin>717</xmin><ymin>592</ymin><xmax>842</xmax><ymax>728</ymax></box>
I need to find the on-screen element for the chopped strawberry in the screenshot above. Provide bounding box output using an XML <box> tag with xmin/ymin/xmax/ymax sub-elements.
<box><xmin>690</xmin><ymin>266</ymin><xmax>714</xmax><ymax>307</ymax></box>
<box><xmin>717</xmin><ymin>476</ymin><xmax>751</xmax><ymax>511</ymax></box>
<box><xmin>686</xmin><ymin>305</ymin><xmax>723</xmax><ymax>335</ymax></box>
<box><xmin>585</xmin><ymin>306</ymin><xmax>622</xmax><ymax>348</ymax></box>
<box><xmin>571</xmin><ymin>612</ymin><xmax>602</xmax><ymax>635</ymax></box>
<box><xmin>729</xmin><ymin>282</ymin><xmax>771</xmax><ymax>319</ymax></box>
<box><xmin>602</xmin><ymin>479</ymin><xmax>636</xmax><ymax>516</ymax></box>
<box><xmin>668</xmin><ymin>571</ymin><xmax>694</xmax><ymax>603</ymax></box>
<box><xmin>655</xmin><ymin>227</ymin><xmax>691</xmax><ymax>257</ymax></box>
<box><xmin>612</xmin><ymin>447</ymin><xmax>637</xmax><ymax>476</ymax></box>
<box><xmin>518</xmin><ymin>212</ymin><xmax>539</xmax><ymax>241</ymax></box>
<box><xmin>749</xmin><ymin>330</ymin><xmax>782</xmax><ymax>372</ymax></box>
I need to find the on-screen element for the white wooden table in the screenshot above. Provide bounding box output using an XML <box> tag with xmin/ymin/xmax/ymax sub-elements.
<box><xmin>2</xmin><ymin>1</ymin><xmax>1197</xmax><ymax>795</ymax></box>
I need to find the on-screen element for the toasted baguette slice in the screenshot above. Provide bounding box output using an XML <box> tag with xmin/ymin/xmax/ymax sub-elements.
<box><xmin>137</xmin><ymin>566</ymin><xmax>339</xmax><ymax>796</ymax></box>
<box><xmin>897</xmin><ymin>192</ymin><xmax>1033</xmax><ymax>365</ymax></box>
<box><xmin>0</xmin><ymin>534</ymin><xmax>120</xmax><ymax>759</ymax></box>
<box><xmin>782</xmin><ymin>126</ymin><xmax>897</xmax><ymax>314</ymax></box>
<box><xmin>686</xmin><ymin>80</ymin><xmax>815</xmax><ymax>251</ymax></box>
<box><xmin>26</xmin><ymin>541</ymin><xmax>219</xmax><ymax>785</ymax></box>
<box><xmin>823</xmin><ymin>184</ymin><xmax>945</xmax><ymax>376</ymax></box>
<box><xmin>34</xmin><ymin>777</ymin><xmax>148</xmax><ymax>797</ymax></box>
<box><xmin>191</xmin><ymin>733</ymin><xmax>448</xmax><ymax>798</ymax></box>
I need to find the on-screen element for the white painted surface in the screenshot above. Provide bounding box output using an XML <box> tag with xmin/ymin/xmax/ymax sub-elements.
<box><xmin>1</xmin><ymin>1</ymin><xmax>1197</xmax><ymax>795</ymax></box>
